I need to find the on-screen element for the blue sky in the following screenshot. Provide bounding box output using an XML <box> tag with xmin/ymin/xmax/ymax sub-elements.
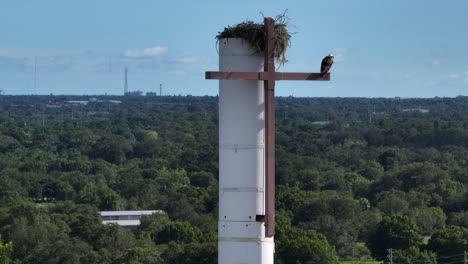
<box><xmin>0</xmin><ymin>0</ymin><xmax>467</xmax><ymax>97</ymax></box>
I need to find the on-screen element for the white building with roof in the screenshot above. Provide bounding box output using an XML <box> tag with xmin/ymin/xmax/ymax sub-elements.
<box><xmin>100</xmin><ymin>210</ymin><xmax>164</xmax><ymax>227</ymax></box>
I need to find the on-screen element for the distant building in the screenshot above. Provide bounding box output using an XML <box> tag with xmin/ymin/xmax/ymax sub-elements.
<box><xmin>146</xmin><ymin>92</ymin><xmax>157</xmax><ymax>96</ymax></box>
<box><xmin>311</xmin><ymin>121</ymin><xmax>331</xmax><ymax>126</ymax></box>
<box><xmin>46</xmin><ymin>104</ymin><xmax>61</xmax><ymax>108</ymax></box>
<box><xmin>402</xmin><ymin>108</ymin><xmax>429</xmax><ymax>114</ymax></box>
<box><xmin>124</xmin><ymin>91</ymin><xmax>144</xmax><ymax>96</ymax></box>
<box><xmin>106</xmin><ymin>100</ymin><xmax>122</xmax><ymax>104</ymax></box>
<box><xmin>65</xmin><ymin>100</ymin><xmax>89</xmax><ymax>105</ymax></box>
<box><xmin>99</xmin><ymin>210</ymin><xmax>164</xmax><ymax>227</ymax></box>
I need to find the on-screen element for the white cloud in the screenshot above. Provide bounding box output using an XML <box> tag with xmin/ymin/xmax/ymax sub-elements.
<box><xmin>123</xmin><ymin>46</ymin><xmax>168</xmax><ymax>59</ymax></box>
<box><xmin>331</xmin><ymin>48</ymin><xmax>348</xmax><ymax>63</ymax></box>
<box><xmin>448</xmin><ymin>73</ymin><xmax>460</xmax><ymax>79</ymax></box>
<box><xmin>431</xmin><ymin>60</ymin><xmax>440</xmax><ymax>67</ymax></box>
<box><xmin>403</xmin><ymin>74</ymin><xmax>422</xmax><ymax>85</ymax></box>
<box><xmin>438</xmin><ymin>71</ymin><xmax>468</xmax><ymax>87</ymax></box>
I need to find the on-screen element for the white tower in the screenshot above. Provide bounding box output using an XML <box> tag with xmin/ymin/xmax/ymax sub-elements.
<box><xmin>218</xmin><ymin>38</ymin><xmax>274</xmax><ymax>264</ymax></box>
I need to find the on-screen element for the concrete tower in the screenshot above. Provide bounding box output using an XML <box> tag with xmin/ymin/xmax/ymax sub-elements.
<box><xmin>218</xmin><ymin>38</ymin><xmax>274</xmax><ymax>264</ymax></box>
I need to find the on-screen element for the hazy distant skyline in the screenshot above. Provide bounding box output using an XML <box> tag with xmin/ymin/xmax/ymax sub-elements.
<box><xmin>1</xmin><ymin>0</ymin><xmax>467</xmax><ymax>97</ymax></box>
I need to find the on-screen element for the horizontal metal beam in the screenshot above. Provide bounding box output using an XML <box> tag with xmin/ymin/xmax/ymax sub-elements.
<box><xmin>205</xmin><ymin>71</ymin><xmax>330</xmax><ymax>81</ymax></box>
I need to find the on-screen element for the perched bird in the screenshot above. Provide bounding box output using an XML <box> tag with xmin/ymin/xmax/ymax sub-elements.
<box><xmin>320</xmin><ymin>54</ymin><xmax>334</xmax><ymax>76</ymax></box>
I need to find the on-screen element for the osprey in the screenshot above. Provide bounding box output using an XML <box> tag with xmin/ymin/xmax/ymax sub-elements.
<box><xmin>321</xmin><ymin>54</ymin><xmax>334</xmax><ymax>76</ymax></box>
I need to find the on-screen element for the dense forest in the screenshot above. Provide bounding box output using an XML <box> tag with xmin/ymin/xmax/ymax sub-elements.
<box><xmin>1</xmin><ymin>95</ymin><xmax>468</xmax><ymax>263</ymax></box>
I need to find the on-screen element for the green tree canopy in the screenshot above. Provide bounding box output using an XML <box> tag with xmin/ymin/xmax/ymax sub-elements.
<box><xmin>428</xmin><ymin>225</ymin><xmax>468</xmax><ymax>256</ymax></box>
<box><xmin>368</xmin><ymin>215</ymin><xmax>423</xmax><ymax>260</ymax></box>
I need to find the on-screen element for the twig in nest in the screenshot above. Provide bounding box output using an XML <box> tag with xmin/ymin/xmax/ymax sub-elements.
<box><xmin>216</xmin><ymin>13</ymin><xmax>292</xmax><ymax>65</ymax></box>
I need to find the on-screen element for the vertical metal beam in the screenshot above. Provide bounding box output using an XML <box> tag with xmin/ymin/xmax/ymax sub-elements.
<box><xmin>264</xmin><ymin>17</ymin><xmax>276</xmax><ymax>237</ymax></box>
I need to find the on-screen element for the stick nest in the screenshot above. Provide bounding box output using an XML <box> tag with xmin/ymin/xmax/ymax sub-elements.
<box><xmin>216</xmin><ymin>14</ymin><xmax>291</xmax><ymax>65</ymax></box>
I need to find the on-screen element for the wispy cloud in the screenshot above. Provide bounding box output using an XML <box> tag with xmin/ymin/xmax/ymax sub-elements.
<box><xmin>431</xmin><ymin>60</ymin><xmax>441</xmax><ymax>67</ymax></box>
<box><xmin>123</xmin><ymin>46</ymin><xmax>168</xmax><ymax>59</ymax></box>
<box><xmin>418</xmin><ymin>49</ymin><xmax>449</xmax><ymax>58</ymax></box>
<box><xmin>0</xmin><ymin>55</ymin><xmax>74</xmax><ymax>72</ymax></box>
<box><xmin>174</xmin><ymin>55</ymin><xmax>199</xmax><ymax>64</ymax></box>
<box><xmin>0</xmin><ymin>47</ymin><xmax>210</xmax><ymax>78</ymax></box>
<box><xmin>448</xmin><ymin>73</ymin><xmax>460</xmax><ymax>79</ymax></box>
<box><xmin>461</xmin><ymin>71</ymin><xmax>468</xmax><ymax>86</ymax></box>
<box><xmin>418</xmin><ymin>49</ymin><xmax>449</xmax><ymax>70</ymax></box>
<box><xmin>331</xmin><ymin>48</ymin><xmax>348</xmax><ymax>63</ymax></box>
<box><xmin>38</xmin><ymin>56</ymin><xmax>74</xmax><ymax>72</ymax></box>
<box><xmin>438</xmin><ymin>71</ymin><xmax>468</xmax><ymax>87</ymax></box>
<box><xmin>0</xmin><ymin>56</ymin><xmax>27</xmax><ymax>71</ymax></box>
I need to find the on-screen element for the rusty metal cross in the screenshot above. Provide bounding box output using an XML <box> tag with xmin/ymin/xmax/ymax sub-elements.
<box><xmin>206</xmin><ymin>17</ymin><xmax>330</xmax><ymax>237</ymax></box>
